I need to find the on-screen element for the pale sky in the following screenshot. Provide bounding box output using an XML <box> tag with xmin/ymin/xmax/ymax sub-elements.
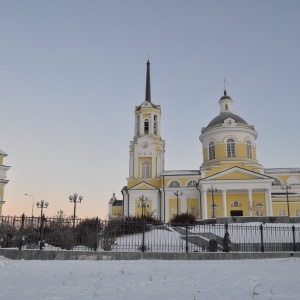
<box><xmin>1</xmin><ymin>1</ymin><xmax>300</xmax><ymax>220</ymax></box>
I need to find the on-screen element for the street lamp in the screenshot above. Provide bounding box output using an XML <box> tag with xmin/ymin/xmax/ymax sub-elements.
<box><xmin>36</xmin><ymin>200</ymin><xmax>49</xmax><ymax>218</ymax></box>
<box><xmin>139</xmin><ymin>194</ymin><xmax>148</xmax><ymax>252</ymax></box>
<box><xmin>69</xmin><ymin>193</ymin><xmax>83</xmax><ymax>227</ymax></box>
<box><xmin>57</xmin><ymin>210</ymin><xmax>64</xmax><ymax>221</ymax></box>
<box><xmin>174</xmin><ymin>190</ymin><xmax>183</xmax><ymax>216</ymax></box>
<box><xmin>208</xmin><ymin>186</ymin><xmax>218</xmax><ymax>219</ymax></box>
<box><xmin>139</xmin><ymin>194</ymin><xmax>148</xmax><ymax>218</ymax></box>
<box><xmin>282</xmin><ymin>185</ymin><xmax>291</xmax><ymax>217</ymax></box>
<box><xmin>25</xmin><ymin>194</ymin><xmax>34</xmax><ymax>217</ymax></box>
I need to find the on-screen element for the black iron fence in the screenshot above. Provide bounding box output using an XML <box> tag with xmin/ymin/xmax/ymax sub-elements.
<box><xmin>0</xmin><ymin>215</ymin><xmax>299</xmax><ymax>253</ymax></box>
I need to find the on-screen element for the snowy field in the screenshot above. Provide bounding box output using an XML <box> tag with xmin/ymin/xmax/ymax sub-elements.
<box><xmin>0</xmin><ymin>256</ymin><xmax>299</xmax><ymax>300</ymax></box>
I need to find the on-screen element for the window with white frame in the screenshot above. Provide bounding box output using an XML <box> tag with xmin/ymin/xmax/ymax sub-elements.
<box><xmin>169</xmin><ymin>180</ymin><xmax>180</xmax><ymax>187</ymax></box>
<box><xmin>247</xmin><ymin>140</ymin><xmax>252</xmax><ymax>159</ymax></box>
<box><xmin>255</xmin><ymin>202</ymin><xmax>263</xmax><ymax>216</ymax></box>
<box><xmin>278</xmin><ymin>210</ymin><xmax>286</xmax><ymax>216</ymax></box>
<box><xmin>296</xmin><ymin>209</ymin><xmax>300</xmax><ymax>217</ymax></box>
<box><xmin>230</xmin><ymin>201</ymin><xmax>242</xmax><ymax>207</ymax></box>
<box><xmin>227</xmin><ymin>139</ymin><xmax>236</xmax><ymax>157</ymax></box>
<box><xmin>187</xmin><ymin>180</ymin><xmax>197</xmax><ymax>187</ymax></box>
<box><xmin>141</xmin><ymin>161</ymin><xmax>150</xmax><ymax>178</ymax></box>
<box><xmin>209</xmin><ymin>142</ymin><xmax>215</xmax><ymax>160</ymax></box>
<box><xmin>144</xmin><ymin>119</ymin><xmax>149</xmax><ymax>134</ymax></box>
<box><xmin>190</xmin><ymin>206</ymin><xmax>197</xmax><ymax>216</ymax></box>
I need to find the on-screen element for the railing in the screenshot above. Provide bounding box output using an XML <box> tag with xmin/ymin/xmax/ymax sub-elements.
<box><xmin>0</xmin><ymin>215</ymin><xmax>299</xmax><ymax>253</ymax></box>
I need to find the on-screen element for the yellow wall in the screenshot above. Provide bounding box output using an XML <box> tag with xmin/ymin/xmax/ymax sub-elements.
<box><xmin>206</xmin><ymin>192</ymin><xmax>267</xmax><ymax>217</ymax></box>
<box><xmin>203</xmin><ymin>143</ymin><xmax>257</xmax><ymax>164</ymax></box>
<box><xmin>272</xmin><ymin>197</ymin><xmax>300</xmax><ymax>216</ymax></box>
<box><xmin>111</xmin><ymin>207</ymin><xmax>123</xmax><ymax>217</ymax></box>
<box><xmin>0</xmin><ymin>157</ymin><xmax>3</xmax><ymax>164</ymax></box>
<box><xmin>127</xmin><ymin>178</ymin><xmax>162</xmax><ymax>189</ymax></box>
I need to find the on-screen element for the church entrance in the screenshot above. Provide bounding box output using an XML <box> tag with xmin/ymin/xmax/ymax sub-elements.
<box><xmin>230</xmin><ymin>210</ymin><xmax>243</xmax><ymax>216</ymax></box>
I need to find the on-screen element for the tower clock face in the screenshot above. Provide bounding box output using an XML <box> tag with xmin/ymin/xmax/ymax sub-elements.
<box><xmin>142</xmin><ymin>142</ymin><xmax>149</xmax><ymax>149</ymax></box>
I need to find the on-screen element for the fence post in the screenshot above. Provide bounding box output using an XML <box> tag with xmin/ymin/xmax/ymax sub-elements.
<box><xmin>94</xmin><ymin>217</ymin><xmax>99</xmax><ymax>251</ymax></box>
<box><xmin>19</xmin><ymin>213</ymin><xmax>25</xmax><ymax>250</ymax></box>
<box><xmin>223</xmin><ymin>223</ymin><xmax>230</xmax><ymax>252</ymax></box>
<box><xmin>185</xmin><ymin>221</ymin><xmax>188</xmax><ymax>253</ymax></box>
<box><xmin>40</xmin><ymin>214</ymin><xmax>45</xmax><ymax>250</ymax></box>
<box><xmin>141</xmin><ymin>218</ymin><xmax>146</xmax><ymax>252</ymax></box>
<box><xmin>292</xmin><ymin>225</ymin><xmax>296</xmax><ymax>252</ymax></box>
<box><xmin>260</xmin><ymin>224</ymin><xmax>264</xmax><ymax>253</ymax></box>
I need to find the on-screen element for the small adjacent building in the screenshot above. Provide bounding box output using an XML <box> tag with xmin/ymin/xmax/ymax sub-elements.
<box><xmin>108</xmin><ymin>61</ymin><xmax>300</xmax><ymax>222</ymax></box>
<box><xmin>0</xmin><ymin>149</ymin><xmax>10</xmax><ymax>215</ymax></box>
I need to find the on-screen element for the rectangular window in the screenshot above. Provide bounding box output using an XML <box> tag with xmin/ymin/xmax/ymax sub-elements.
<box><xmin>278</xmin><ymin>210</ymin><xmax>286</xmax><ymax>216</ymax></box>
<box><xmin>296</xmin><ymin>210</ymin><xmax>300</xmax><ymax>217</ymax></box>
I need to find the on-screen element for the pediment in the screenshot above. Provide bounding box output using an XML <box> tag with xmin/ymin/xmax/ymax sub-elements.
<box><xmin>203</xmin><ymin>167</ymin><xmax>273</xmax><ymax>181</ymax></box>
<box><xmin>128</xmin><ymin>181</ymin><xmax>158</xmax><ymax>190</ymax></box>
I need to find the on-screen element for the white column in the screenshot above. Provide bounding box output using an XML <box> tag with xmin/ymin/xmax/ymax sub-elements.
<box><xmin>202</xmin><ymin>190</ymin><xmax>208</xmax><ymax>219</ymax></box>
<box><xmin>222</xmin><ymin>190</ymin><xmax>227</xmax><ymax>217</ymax></box>
<box><xmin>248</xmin><ymin>189</ymin><xmax>253</xmax><ymax>217</ymax></box>
<box><xmin>265</xmin><ymin>189</ymin><xmax>273</xmax><ymax>216</ymax></box>
<box><xmin>165</xmin><ymin>194</ymin><xmax>170</xmax><ymax>222</ymax></box>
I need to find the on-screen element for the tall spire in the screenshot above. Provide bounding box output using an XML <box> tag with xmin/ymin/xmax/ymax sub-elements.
<box><xmin>145</xmin><ymin>60</ymin><xmax>151</xmax><ymax>102</ymax></box>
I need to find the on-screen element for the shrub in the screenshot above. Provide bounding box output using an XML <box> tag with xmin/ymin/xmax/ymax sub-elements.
<box><xmin>75</xmin><ymin>218</ymin><xmax>102</xmax><ymax>250</ymax></box>
<box><xmin>208</xmin><ymin>239</ymin><xmax>218</xmax><ymax>252</ymax></box>
<box><xmin>170</xmin><ymin>213</ymin><xmax>197</xmax><ymax>226</ymax></box>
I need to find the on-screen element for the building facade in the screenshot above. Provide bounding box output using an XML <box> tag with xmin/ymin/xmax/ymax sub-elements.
<box><xmin>0</xmin><ymin>149</ymin><xmax>10</xmax><ymax>215</ymax></box>
<box><xmin>108</xmin><ymin>61</ymin><xmax>300</xmax><ymax>221</ymax></box>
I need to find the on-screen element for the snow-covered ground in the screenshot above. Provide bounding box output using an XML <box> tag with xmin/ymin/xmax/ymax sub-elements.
<box><xmin>0</xmin><ymin>256</ymin><xmax>299</xmax><ymax>300</ymax></box>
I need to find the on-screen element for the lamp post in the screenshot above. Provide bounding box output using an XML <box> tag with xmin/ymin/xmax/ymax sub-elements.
<box><xmin>282</xmin><ymin>185</ymin><xmax>291</xmax><ymax>217</ymax></box>
<box><xmin>139</xmin><ymin>194</ymin><xmax>148</xmax><ymax>252</ymax></box>
<box><xmin>36</xmin><ymin>200</ymin><xmax>49</xmax><ymax>218</ymax></box>
<box><xmin>139</xmin><ymin>194</ymin><xmax>148</xmax><ymax>219</ymax></box>
<box><xmin>25</xmin><ymin>194</ymin><xmax>34</xmax><ymax>217</ymax></box>
<box><xmin>174</xmin><ymin>190</ymin><xmax>183</xmax><ymax>216</ymax></box>
<box><xmin>57</xmin><ymin>210</ymin><xmax>64</xmax><ymax>221</ymax></box>
<box><xmin>69</xmin><ymin>193</ymin><xmax>83</xmax><ymax>227</ymax></box>
<box><xmin>208</xmin><ymin>186</ymin><xmax>218</xmax><ymax>219</ymax></box>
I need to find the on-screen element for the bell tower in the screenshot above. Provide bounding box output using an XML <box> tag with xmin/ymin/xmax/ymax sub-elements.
<box><xmin>128</xmin><ymin>60</ymin><xmax>165</xmax><ymax>180</ymax></box>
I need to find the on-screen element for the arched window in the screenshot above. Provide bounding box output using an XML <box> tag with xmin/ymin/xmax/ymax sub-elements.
<box><xmin>227</xmin><ymin>139</ymin><xmax>236</xmax><ymax>157</ymax></box>
<box><xmin>141</xmin><ymin>161</ymin><xmax>150</xmax><ymax>178</ymax></box>
<box><xmin>209</xmin><ymin>142</ymin><xmax>215</xmax><ymax>160</ymax></box>
<box><xmin>153</xmin><ymin>115</ymin><xmax>157</xmax><ymax>135</ymax></box>
<box><xmin>187</xmin><ymin>180</ymin><xmax>197</xmax><ymax>187</ymax></box>
<box><xmin>247</xmin><ymin>141</ymin><xmax>252</xmax><ymax>159</ymax></box>
<box><xmin>230</xmin><ymin>201</ymin><xmax>242</xmax><ymax>207</ymax></box>
<box><xmin>169</xmin><ymin>180</ymin><xmax>180</xmax><ymax>187</ymax></box>
<box><xmin>225</xmin><ymin>104</ymin><xmax>228</xmax><ymax>110</ymax></box>
<box><xmin>144</xmin><ymin>119</ymin><xmax>149</xmax><ymax>134</ymax></box>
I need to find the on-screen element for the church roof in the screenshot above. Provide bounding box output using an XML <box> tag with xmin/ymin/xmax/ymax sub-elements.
<box><xmin>162</xmin><ymin>170</ymin><xmax>200</xmax><ymax>176</ymax></box>
<box><xmin>0</xmin><ymin>149</ymin><xmax>7</xmax><ymax>157</ymax></box>
<box><xmin>206</xmin><ymin>112</ymin><xmax>248</xmax><ymax>128</ymax></box>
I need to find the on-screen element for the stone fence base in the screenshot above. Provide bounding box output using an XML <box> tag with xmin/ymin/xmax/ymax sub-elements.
<box><xmin>0</xmin><ymin>249</ymin><xmax>299</xmax><ymax>261</ymax></box>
